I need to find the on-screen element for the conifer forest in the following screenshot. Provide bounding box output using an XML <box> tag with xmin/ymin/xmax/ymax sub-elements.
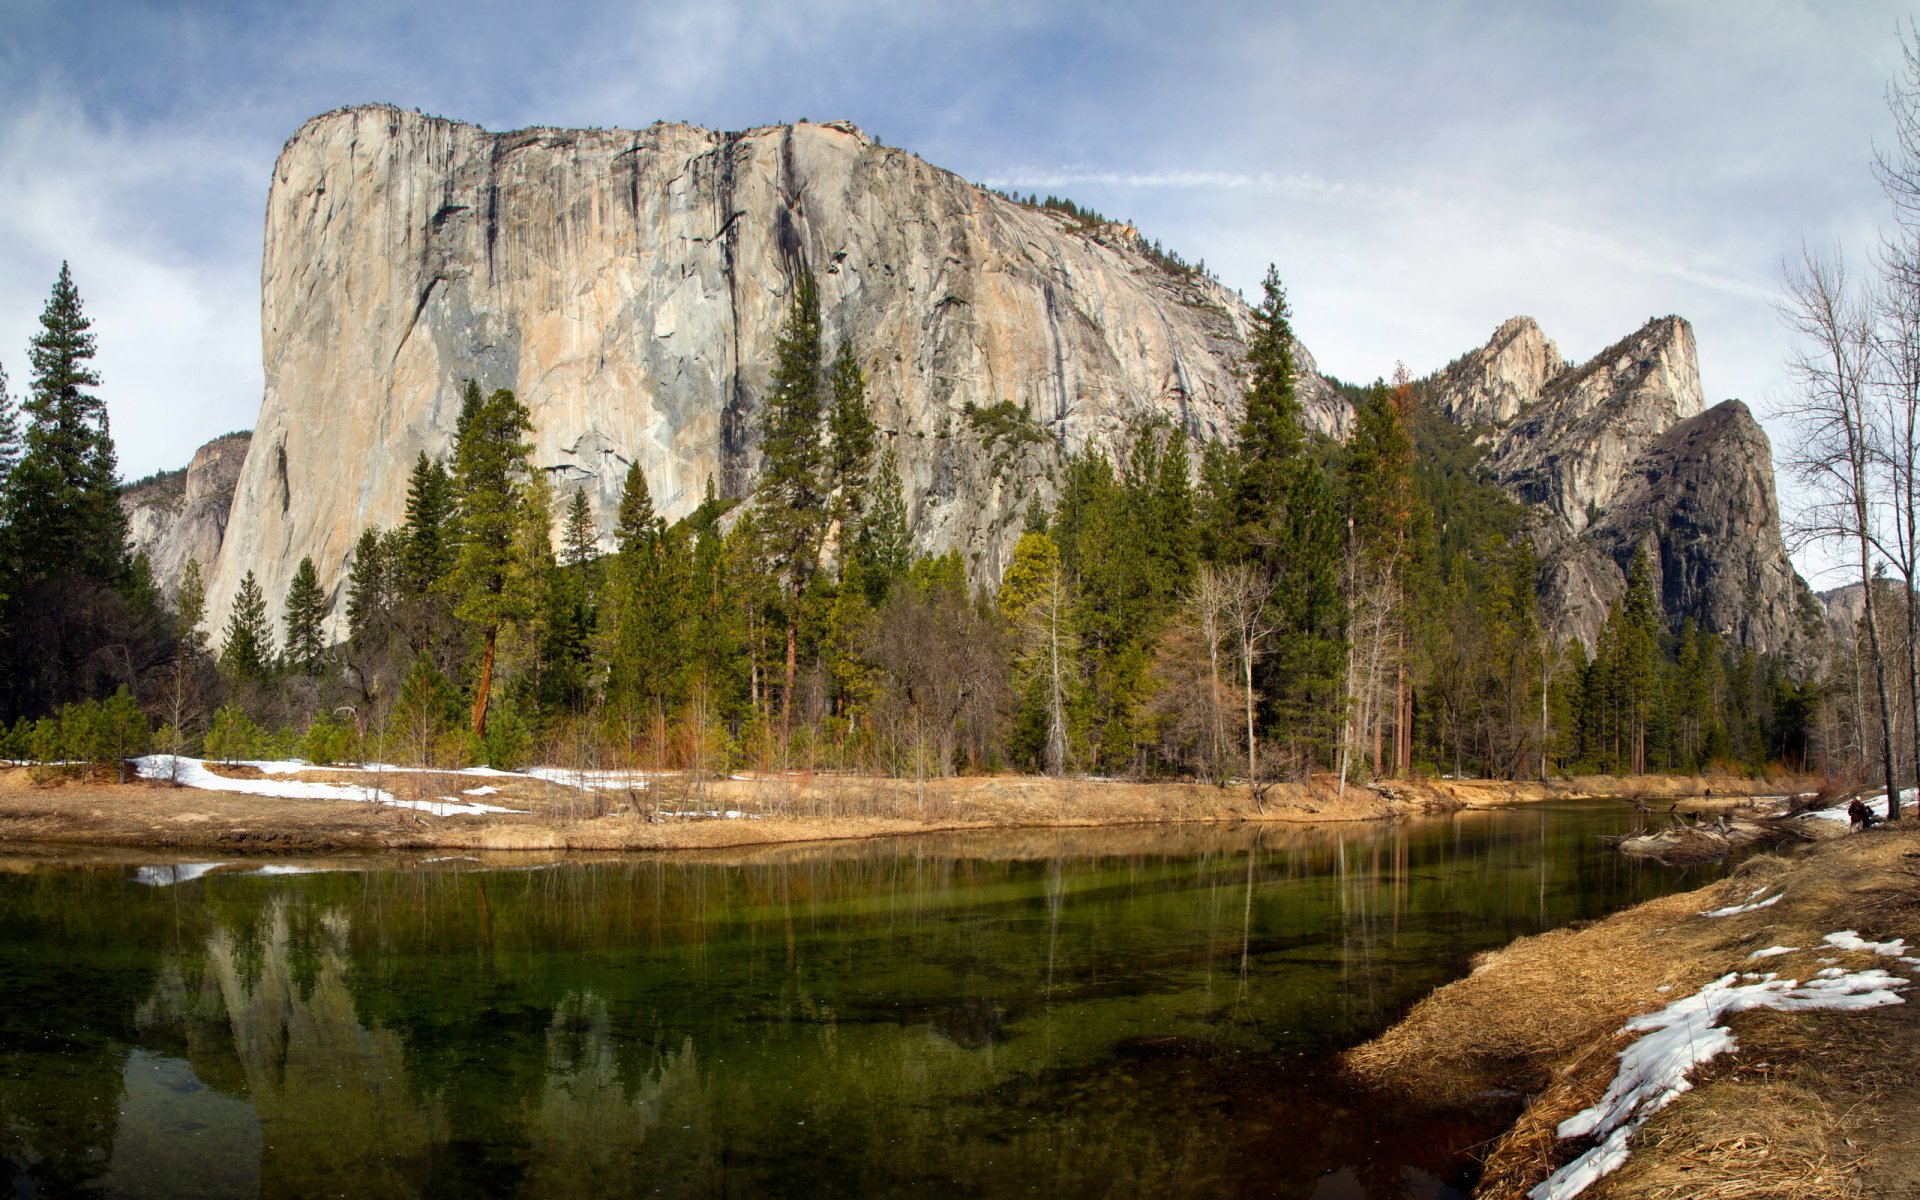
<box><xmin>0</xmin><ymin>258</ymin><xmax>1863</xmax><ymax>789</ymax></box>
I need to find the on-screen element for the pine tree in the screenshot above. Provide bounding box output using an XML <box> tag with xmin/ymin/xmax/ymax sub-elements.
<box><xmin>855</xmin><ymin>450</ymin><xmax>912</xmax><ymax>605</ymax></box>
<box><xmin>0</xmin><ymin>361</ymin><xmax>19</xmax><ymax>488</ymax></box>
<box><xmin>282</xmin><ymin>556</ymin><xmax>327</xmax><ymax>675</ymax></box>
<box><xmin>562</xmin><ymin>487</ymin><xmax>598</xmax><ymax>568</ymax></box>
<box><xmin>1231</xmin><ymin>265</ymin><xmax>1306</xmax><ymax>529</ymax></box>
<box><xmin>757</xmin><ymin>269</ymin><xmax>830</xmax><ymax>727</ymax></box>
<box><xmin>447</xmin><ymin>386</ymin><xmax>538</xmax><ymax>737</ymax></box>
<box><xmin>6</xmin><ymin>263</ymin><xmax>128</xmax><ymax>584</ymax></box>
<box><xmin>1222</xmin><ymin>266</ymin><xmax>1345</xmax><ymax>773</ymax></box>
<box><xmin>389</xmin><ymin>650</ymin><xmax>458</xmax><ymax>766</ymax></box>
<box><xmin>176</xmin><ymin>557</ymin><xmax>207</xmax><ymax>650</ymax></box>
<box><xmin>221</xmin><ymin>570</ymin><xmax>274</xmax><ymax>680</ymax></box>
<box><xmin>345</xmin><ymin>528</ymin><xmax>395</xmax><ymax>644</ymax></box>
<box><xmin>615</xmin><ymin>462</ymin><xmax>659</xmax><ymax>553</ymax></box>
<box><xmin>826</xmin><ymin>340</ymin><xmax>877</xmax><ymax>541</ymax></box>
<box><xmin>400</xmin><ymin>452</ymin><xmax>455</xmax><ymax>594</ymax></box>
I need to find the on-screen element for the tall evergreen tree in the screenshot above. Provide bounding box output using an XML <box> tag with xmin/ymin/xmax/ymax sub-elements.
<box><xmin>447</xmin><ymin>386</ymin><xmax>538</xmax><ymax>737</ymax></box>
<box><xmin>1224</xmin><ymin>266</ymin><xmax>1345</xmax><ymax>772</ymax></box>
<box><xmin>826</xmin><ymin>340</ymin><xmax>877</xmax><ymax>541</ymax></box>
<box><xmin>758</xmin><ymin>269</ymin><xmax>830</xmax><ymax>725</ymax></box>
<box><xmin>400</xmin><ymin>452</ymin><xmax>456</xmax><ymax>594</ymax></box>
<box><xmin>7</xmin><ymin>263</ymin><xmax>127</xmax><ymax>583</ymax></box>
<box><xmin>221</xmin><ymin>570</ymin><xmax>274</xmax><ymax>681</ymax></box>
<box><xmin>176</xmin><ymin>557</ymin><xmax>208</xmax><ymax>650</ymax></box>
<box><xmin>0</xmin><ymin>361</ymin><xmax>19</xmax><ymax>489</ymax></box>
<box><xmin>346</xmin><ymin>528</ymin><xmax>397</xmax><ymax>644</ymax></box>
<box><xmin>615</xmin><ymin>462</ymin><xmax>659</xmax><ymax>554</ymax></box>
<box><xmin>562</xmin><ymin>487</ymin><xmax>598</xmax><ymax>568</ymax></box>
<box><xmin>282</xmin><ymin>556</ymin><xmax>328</xmax><ymax>675</ymax></box>
<box><xmin>854</xmin><ymin>450</ymin><xmax>912</xmax><ymax>606</ymax></box>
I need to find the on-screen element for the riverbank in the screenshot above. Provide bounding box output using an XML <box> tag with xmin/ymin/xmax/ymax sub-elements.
<box><xmin>1345</xmin><ymin>813</ymin><xmax>1920</xmax><ymax>1199</ymax></box>
<box><xmin>0</xmin><ymin>760</ymin><xmax>1805</xmax><ymax>854</ymax></box>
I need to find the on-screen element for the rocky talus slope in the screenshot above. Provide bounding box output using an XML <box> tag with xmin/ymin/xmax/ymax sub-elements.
<box><xmin>199</xmin><ymin>104</ymin><xmax>1346</xmax><ymax>634</ymax></box>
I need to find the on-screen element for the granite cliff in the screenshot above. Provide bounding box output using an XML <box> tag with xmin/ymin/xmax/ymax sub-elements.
<box><xmin>199</xmin><ymin>104</ymin><xmax>1343</xmax><ymax>635</ymax></box>
<box><xmin>120</xmin><ymin>432</ymin><xmax>251</xmax><ymax>598</ymax></box>
<box><xmin>141</xmin><ymin>103</ymin><xmax>1804</xmax><ymax>658</ymax></box>
<box><xmin>1427</xmin><ymin>316</ymin><xmax>1811</xmax><ymax>653</ymax></box>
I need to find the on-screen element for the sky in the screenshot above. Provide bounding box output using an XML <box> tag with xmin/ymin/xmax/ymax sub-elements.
<box><xmin>0</xmin><ymin>0</ymin><xmax>1912</xmax><ymax>586</ymax></box>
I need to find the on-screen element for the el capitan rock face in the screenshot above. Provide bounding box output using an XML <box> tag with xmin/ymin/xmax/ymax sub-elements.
<box><xmin>203</xmin><ymin>104</ymin><xmax>1340</xmax><ymax>634</ymax></box>
<box><xmin>163</xmin><ymin>103</ymin><xmax>1802</xmax><ymax>658</ymax></box>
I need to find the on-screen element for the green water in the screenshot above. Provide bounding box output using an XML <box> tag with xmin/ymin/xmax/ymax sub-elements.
<box><xmin>0</xmin><ymin>801</ymin><xmax>1726</xmax><ymax>1198</ymax></box>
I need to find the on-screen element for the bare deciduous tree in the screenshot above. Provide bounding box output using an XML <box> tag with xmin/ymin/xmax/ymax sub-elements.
<box><xmin>1779</xmin><ymin>248</ymin><xmax>1902</xmax><ymax>816</ymax></box>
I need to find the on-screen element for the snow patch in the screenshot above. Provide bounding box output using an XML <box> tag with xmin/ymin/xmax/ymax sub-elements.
<box><xmin>1794</xmin><ymin>788</ymin><xmax>1913</xmax><ymax>825</ymax></box>
<box><xmin>1530</xmin><ymin>960</ymin><xmax>1908</xmax><ymax>1200</ymax></box>
<box><xmin>462</xmin><ymin>785</ymin><xmax>500</xmax><ymax>796</ymax></box>
<box><xmin>1746</xmin><ymin>945</ymin><xmax>1798</xmax><ymax>960</ymax></box>
<box><xmin>523</xmin><ymin>767</ymin><xmax>648</xmax><ymax>792</ymax></box>
<box><xmin>1823</xmin><ymin>930</ymin><xmax>1907</xmax><ymax>957</ymax></box>
<box><xmin>1700</xmin><ymin>886</ymin><xmax>1782</xmax><ymax>918</ymax></box>
<box><xmin>134</xmin><ymin>755</ymin><xmax>524</xmax><ymax>817</ymax></box>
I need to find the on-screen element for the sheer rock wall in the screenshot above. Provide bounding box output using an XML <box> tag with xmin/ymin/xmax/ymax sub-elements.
<box><xmin>201</xmin><ymin>105</ymin><xmax>1349</xmax><ymax>635</ymax></box>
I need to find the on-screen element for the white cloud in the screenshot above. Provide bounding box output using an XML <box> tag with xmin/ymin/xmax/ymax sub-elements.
<box><xmin>0</xmin><ymin>96</ymin><xmax>262</xmax><ymax>480</ymax></box>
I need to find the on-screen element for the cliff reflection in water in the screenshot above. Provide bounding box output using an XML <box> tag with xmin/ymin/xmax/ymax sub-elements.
<box><xmin>0</xmin><ymin>806</ymin><xmax>1722</xmax><ymax>1198</ymax></box>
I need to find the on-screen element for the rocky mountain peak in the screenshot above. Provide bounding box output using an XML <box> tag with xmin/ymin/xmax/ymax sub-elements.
<box><xmin>1428</xmin><ymin>315</ymin><xmax>1565</xmax><ymax>427</ymax></box>
<box><xmin>1485</xmin><ymin>314</ymin><xmax>1704</xmax><ymax>534</ymax></box>
<box><xmin>1540</xmin><ymin>400</ymin><xmax>1814</xmax><ymax>654</ymax></box>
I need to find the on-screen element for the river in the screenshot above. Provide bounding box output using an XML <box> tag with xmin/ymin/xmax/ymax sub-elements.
<box><xmin>0</xmin><ymin>800</ymin><xmax>1728</xmax><ymax>1198</ymax></box>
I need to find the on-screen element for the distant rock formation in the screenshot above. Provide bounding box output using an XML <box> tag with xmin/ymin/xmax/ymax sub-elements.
<box><xmin>1430</xmin><ymin>316</ymin><xmax>1809</xmax><ymax>654</ymax></box>
<box><xmin>1427</xmin><ymin>315</ymin><xmax>1566</xmax><ymax>428</ymax></box>
<box><xmin>1539</xmin><ymin>401</ymin><xmax>1815</xmax><ymax>654</ymax></box>
<box><xmin>202</xmin><ymin>104</ymin><xmax>1334</xmax><ymax>635</ymax></box>
<box><xmin>121</xmin><ymin>431</ymin><xmax>251</xmax><ymax>601</ymax></box>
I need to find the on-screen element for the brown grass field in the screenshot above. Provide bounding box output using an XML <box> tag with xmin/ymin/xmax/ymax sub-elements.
<box><xmin>0</xmin><ymin>762</ymin><xmax>1806</xmax><ymax>854</ymax></box>
<box><xmin>1346</xmin><ymin>818</ymin><xmax>1920</xmax><ymax>1199</ymax></box>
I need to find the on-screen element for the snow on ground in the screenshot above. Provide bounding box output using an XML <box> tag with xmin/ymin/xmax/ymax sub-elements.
<box><xmin>1746</xmin><ymin>945</ymin><xmax>1799</xmax><ymax>960</ymax></box>
<box><xmin>523</xmin><ymin>767</ymin><xmax>649</xmax><ymax>792</ymax></box>
<box><xmin>462</xmin><ymin>785</ymin><xmax>499</xmax><ymax>796</ymax></box>
<box><xmin>134</xmin><ymin>756</ymin><xmax>524</xmax><ymax>817</ymax></box>
<box><xmin>1530</xmin><ymin>954</ymin><xmax>1910</xmax><ymax>1200</ymax></box>
<box><xmin>1823</xmin><ymin>930</ymin><xmax>1908</xmax><ymax>956</ymax></box>
<box><xmin>1700</xmin><ymin>886</ymin><xmax>1783</xmax><ymax>918</ymax></box>
<box><xmin>1794</xmin><ymin>788</ymin><xmax>1915</xmax><ymax>824</ymax></box>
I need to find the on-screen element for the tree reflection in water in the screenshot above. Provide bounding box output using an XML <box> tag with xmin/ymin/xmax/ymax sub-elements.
<box><xmin>0</xmin><ymin>804</ymin><xmax>1724</xmax><ymax>1198</ymax></box>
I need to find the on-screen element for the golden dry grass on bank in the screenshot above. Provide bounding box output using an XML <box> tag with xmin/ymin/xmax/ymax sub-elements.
<box><xmin>0</xmin><ymin>761</ymin><xmax>1811</xmax><ymax>856</ymax></box>
<box><xmin>1345</xmin><ymin>822</ymin><xmax>1920</xmax><ymax>1199</ymax></box>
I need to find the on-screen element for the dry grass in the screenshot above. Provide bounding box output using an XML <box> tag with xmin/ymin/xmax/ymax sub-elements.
<box><xmin>1345</xmin><ymin>823</ymin><xmax>1920</xmax><ymax>1198</ymax></box>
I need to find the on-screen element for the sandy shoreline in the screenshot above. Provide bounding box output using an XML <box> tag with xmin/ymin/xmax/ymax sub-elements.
<box><xmin>0</xmin><ymin>761</ymin><xmax>1808</xmax><ymax>855</ymax></box>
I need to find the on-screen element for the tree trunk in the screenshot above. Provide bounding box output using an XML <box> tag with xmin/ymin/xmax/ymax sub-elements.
<box><xmin>1243</xmin><ymin>638</ymin><xmax>1260</xmax><ymax>811</ymax></box>
<box><xmin>783</xmin><ymin>615</ymin><xmax>798</xmax><ymax>741</ymax></box>
<box><xmin>470</xmin><ymin>626</ymin><xmax>497</xmax><ymax>738</ymax></box>
<box><xmin>1859</xmin><ymin>555</ymin><xmax>1904</xmax><ymax>818</ymax></box>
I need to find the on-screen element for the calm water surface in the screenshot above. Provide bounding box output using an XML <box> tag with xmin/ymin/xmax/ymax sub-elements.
<box><xmin>0</xmin><ymin>801</ymin><xmax>1728</xmax><ymax>1198</ymax></box>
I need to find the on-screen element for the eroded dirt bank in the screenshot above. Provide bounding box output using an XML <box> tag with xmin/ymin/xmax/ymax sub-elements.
<box><xmin>0</xmin><ymin>764</ymin><xmax>1804</xmax><ymax>854</ymax></box>
<box><xmin>1345</xmin><ymin>817</ymin><xmax>1920</xmax><ymax>1199</ymax></box>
